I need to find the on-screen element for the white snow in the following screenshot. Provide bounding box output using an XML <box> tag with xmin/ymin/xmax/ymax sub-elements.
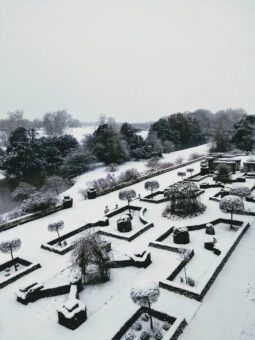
<box><xmin>1</xmin><ymin>147</ymin><xmax>255</xmax><ymax>340</ymax></box>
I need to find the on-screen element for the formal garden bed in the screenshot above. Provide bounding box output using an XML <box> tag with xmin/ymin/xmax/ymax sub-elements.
<box><xmin>0</xmin><ymin>257</ymin><xmax>41</xmax><ymax>288</ymax></box>
<box><xmin>152</xmin><ymin>219</ymin><xmax>250</xmax><ymax>301</ymax></box>
<box><xmin>99</xmin><ymin>206</ymin><xmax>154</xmax><ymax>241</ymax></box>
<box><xmin>140</xmin><ymin>191</ymin><xmax>168</xmax><ymax>204</ymax></box>
<box><xmin>111</xmin><ymin>306</ymin><xmax>187</xmax><ymax>340</ymax></box>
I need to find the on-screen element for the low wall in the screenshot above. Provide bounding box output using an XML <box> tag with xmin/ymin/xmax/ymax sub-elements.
<box><xmin>0</xmin><ymin>205</ymin><xmax>64</xmax><ymax>233</ymax></box>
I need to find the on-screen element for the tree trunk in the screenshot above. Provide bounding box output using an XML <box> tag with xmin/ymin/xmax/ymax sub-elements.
<box><xmin>11</xmin><ymin>249</ymin><xmax>17</xmax><ymax>272</ymax></box>
<box><xmin>57</xmin><ymin>230</ymin><xmax>62</xmax><ymax>247</ymax></box>
<box><xmin>148</xmin><ymin>298</ymin><xmax>154</xmax><ymax>330</ymax></box>
<box><xmin>183</xmin><ymin>265</ymin><xmax>187</xmax><ymax>284</ymax></box>
<box><xmin>230</xmin><ymin>210</ymin><xmax>233</xmax><ymax>230</ymax></box>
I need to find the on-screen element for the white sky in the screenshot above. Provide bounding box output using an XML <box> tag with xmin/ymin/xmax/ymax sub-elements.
<box><xmin>0</xmin><ymin>0</ymin><xmax>255</xmax><ymax>122</ymax></box>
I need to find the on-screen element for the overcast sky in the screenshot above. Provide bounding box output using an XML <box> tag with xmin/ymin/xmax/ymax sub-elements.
<box><xmin>0</xmin><ymin>0</ymin><xmax>255</xmax><ymax>122</ymax></box>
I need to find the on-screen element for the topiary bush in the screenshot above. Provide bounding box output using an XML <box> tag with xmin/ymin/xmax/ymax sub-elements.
<box><xmin>125</xmin><ymin>332</ymin><xmax>135</xmax><ymax>340</ymax></box>
<box><xmin>173</xmin><ymin>226</ymin><xmax>190</xmax><ymax>244</ymax></box>
<box><xmin>141</xmin><ymin>313</ymin><xmax>150</xmax><ymax>322</ymax></box>
<box><xmin>140</xmin><ymin>331</ymin><xmax>150</xmax><ymax>340</ymax></box>
<box><xmin>132</xmin><ymin>321</ymin><xmax>142</xmax><ymax>331</ymax></box>
<box><xmin>205</xmin><ymin>223</ymin><xmax>215</xmax><ymax>235</ymax></box>
<box><xmin>154</xmin><ymin>330</ymin><xmax>163</xmax><ymax>340</ymax></box>
<box><xmin>162</xmin><ymin>321</ymin><xmax>171</xmax><ymax>331</ymax></box>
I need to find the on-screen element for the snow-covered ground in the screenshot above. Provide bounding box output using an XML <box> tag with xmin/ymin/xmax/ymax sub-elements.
<box><xmin>1</xmin><ymin>148</ymin><xmax>255</xmax><ymax>340</ymax></box>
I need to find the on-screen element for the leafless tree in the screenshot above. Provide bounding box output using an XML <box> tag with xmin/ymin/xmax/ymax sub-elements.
<box><xmin>70</xmin><ymin>231</ymin><xmax>110</xmax><ymax>285</ymax></box>
<box><xmin>187</xmin><ymin>168</ymin><xmax>194</xmax><ymax>177</ymax></box>
<box><xmin>0</xmin><ymin>238</ymin><xmax>21</xmax><ymax>271</ymax></box>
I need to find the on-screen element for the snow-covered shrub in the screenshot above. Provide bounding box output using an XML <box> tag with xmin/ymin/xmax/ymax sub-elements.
<box><xmin>229</xmin><ymin>185</ymin><xmax>251</xmax><ymax>198</ymax></box>
<box><xmin>11</xmin><ymin>182</ymin><xmax>36</xmax><ymax>201</ymax></box>
<box><xmin>132</xmin><ymin>321</ymin><xmax>142</xmax><ymax>331</ymax></box>
<box><xmin>140</xmin><ymin>331</ymin><xmax>150</xmax><ymax>340</ymax></box>
<box><xmin>173</xmin><ymin>226</ymin><xmax>190</xmax><ymax>244</ymax></box>
<box><xmin>219</xmin><ymin>195</ymin><xmax>244</xmax><ymax>212</ymax></box>
<box><xmin>205</xmin><ymin>223</ymin><xmax>215</xmax><ymax>235</ymax></box>
<box><xmin>119</xmin><ymin>168</ymin><xmax>140</xmax><ymax>182</ymax></box>
<box><xmin>78</xmin><ymin>188</ymin><xmax>88</xmax><ymax>199</ymax></box>
<box><xmin>162</xmin><ymin>321</ymin><xmax>171</xmax><ymax>331</ymax></box>
<box><xmin>21</xmin><ymin>192</ymin><xmax>58</xmax><ymax>213</ymax></box>
<box><xmin>141</xmin><ymin>313</ymin><xmax>150</xmax><ymax>322</ymax></box>
<box><xmin>164</xmin><ymin>182</ymin><xmax>205</xmax><ymax>218</ymax></box>
<box><xmin>186</xmin><ymin>277</ymin><xmax>195</xmax><ymax>287</ymax></box>
<box><xmin>125</xmin><ymin>332</ymin><xmax>135</xmax><ymax>340</ymax></box>
<box><xmin>154</xmin><ymin>330</ymin><xmax>163</xmax><ymax>340</ymax></box>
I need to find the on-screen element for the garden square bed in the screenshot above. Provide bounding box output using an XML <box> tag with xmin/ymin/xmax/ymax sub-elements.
<box><xmin>0</xmin><ymin>257</ymin><xmax>41</xmax><ymax>288</ymax></box>
<box><xmin>99</xmin><ymin>206</ymin><xmax>154</xmax><ymax>241</ymax></box>
<box><xmin>112</xmin><ymin>306</ymin><xmax>187</xmax><ymax>340</ymax></box>
<box><xmin>140</xmin><ymin>191</ymin><xmax>168</xmax><ymax>204</ymax></box>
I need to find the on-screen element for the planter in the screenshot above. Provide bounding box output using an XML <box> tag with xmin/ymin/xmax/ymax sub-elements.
<box><xmin>173</xmin><ymin>227</ymin><xmax>190</xmax><ymax>245</ymax></box>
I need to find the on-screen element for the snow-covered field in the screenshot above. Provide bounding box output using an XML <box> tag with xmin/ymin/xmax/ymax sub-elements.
<box><xmin>1</xmin><ymin>148</ymin><xmax>255</xmax><ymax>340</ymax></box>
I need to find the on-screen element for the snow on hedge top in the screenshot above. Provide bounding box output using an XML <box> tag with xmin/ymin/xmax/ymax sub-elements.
<box><xmin>174</xmin><ymin>226</ymin><xmax>188</xmax><ymax>233</ymax></box>
<box><xmin>229</xmin><ymin>185</ymin><xmax>251</xmax><ymax>197</ymax></box>
<box><xmin>219</xmin><ymin>195</ymin><xmax>244</xmax><ymax>212</ymax></box>
<box><xmin>117</xmin><ymin>214</ymin><xmax>131</xmax><ymax>223</ymax></box>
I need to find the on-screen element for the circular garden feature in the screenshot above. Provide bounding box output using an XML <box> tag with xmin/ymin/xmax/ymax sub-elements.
<box><xmin>173</xmin><ymin>226</ymin><xmax>190</xmax><ymax>244</ymax></box>
<box><xmin>117</xmin><ymin>214</ymin><xmax>132</xmax><ymax>232</ymax></box>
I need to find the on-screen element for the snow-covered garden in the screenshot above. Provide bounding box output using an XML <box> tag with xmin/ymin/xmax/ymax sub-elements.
<box><xmin>1</xmin><ymin>147</ymin><xmax>255</xmax><ymax>340</ymax></box>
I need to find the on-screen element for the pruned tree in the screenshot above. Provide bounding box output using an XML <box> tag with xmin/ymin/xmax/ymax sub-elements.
<box><xmin>144</xmin><ymin>180</ymin><xmax>160</xmax><ymax>194</ymax></box>
<box><xmin>229</xmin><ymin>185</ymin><xmax>251</xmax><ymax>200</ymax></box>
<box><xmin>70</xmin><ymin>231</ymin><xmax>110</xmax><ymax>285</ymax></box>
<box><xmin>187</xmin><ymin>168</ymin><xmax>194</xmax><ymax>177</ymax></box>
<box><xmin>178</xmin><ymin>248</ymin><xmax>192</xmax><ymax>284</ymax></box>
<box><xmin>177</xmin><ymin>171</ymin><xmax>186</xmax><ymax>181</ymax></box>
<box><xmin>215</xmin><ymin>164</ymin><xmax>231</xmax><ymax>183</ymax></box>
<box><xmin>130</xmin><ymin>280</ymin><xmax>160</xmax><ymax>330</ymax></box>
<box><xmin>0</xmin><ymin>238</ymin><xmax>21</xmax><ymax>271</ymax></box>
<box><xmin>11</xmin><ymin>182</ymin><xmax>37</xmax><ymax>201</ymax></box>
<box><xmin>119</xmin><ymin>189</ymin><xmax>136</xmax><ymax>211</ymax></box>
<box><xmin>164</xmin><ymin>182</ymin><xmax>205</xmax><ymax>217</ymax></box>
<box><xmin>48</xmin><ymin>220</ymin><xmax>64</xmax><ymax>245</ymax></box>
<box><xmin>219</xmin><ymin>195</ymin><xmax>244</xmax><ymax>229</ymax></box>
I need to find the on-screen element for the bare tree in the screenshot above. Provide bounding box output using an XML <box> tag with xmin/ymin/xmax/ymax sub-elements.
<box><xmin>48</xmin><ymin>220</ymin><xmax>64</xmax><ymax>245</ymax></box>
<box><xmin>130</xmin><ymin>280</ymin><xmax>160</xmax><ymax>330</ymax></box>
<box><xmin>70</xmin><ymin>231</ymin><xmax>110</xmax><ymax>285</ymax></box>
<box><xmin>11</xmin><ymin>182</ymin><xmax>36</xmax><ymax>201</ymax></box>
<box><xmin>0</xmin><ymin>238</ymin><xmax>21</xmax><ymax>271</ymax></box>
<box><xmin>42</xmin><ymin>176</ymin><xmax>68</xmax><ymax>196</ymax></box>
<box><xmin>119</xmin><ymin>189</ymin><xmax>136</xmax><ymax>211</ymax></box>
<box><xmin>178</xmin><ymin>248</ymin><xmax>192</xmax><ymax>284</ymax></box>
<box><xmin>43</xmin><ymin>110</ymin><xmax>70</xmax><ymax>136</ymax></box>
<box><xmin>144</xmin><ymin>180</ymin><xmax>160</xmax><ymax>194</ymax></box>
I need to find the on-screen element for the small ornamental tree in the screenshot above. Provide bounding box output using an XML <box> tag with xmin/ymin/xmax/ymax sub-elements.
<box><xmin>164</xmin><ymin>182</ymin><xmax>205</xmax><ymax>218</ymax></box>
<box><xmin>178</xmin><ymin>248</ymin><xmax>192</xmax><ymax>284</ymax></box>
<box><xmin>229</xmin><ymin>185</ymin><xmax>251</xmax><ymax>200</ymax></box>
<box><xmin>177</xmin><ymin>171</ymin><xmax>186</xmax><ymax>181</ymax></box>
<box><xmin>70</xmin><ymin>231</ymin><xmax>110</xmax><ymax>285</ymax></box>
<box><xmin>144</xmin><ymin>180</ymin><xmax>160</xmax><ymax>194</ymax></box>
<box><xmin>130</xmin><ymin>280</ymin><xmax>160</xmax><ymax>330</ymax></box>
<box><xmin>11</xmin><ymin>182</ymin><xmax>36</xmax><ymax>201</ymax></box>
<box><xmin>215</xmin><ymin>164</ymin><xmax>232</xmax><ymax>183</ymax></box>
<box><xmin>0</xmin><ymin>238</ymin><xmax>21</xmax><ymax>271</ymax></box>
<box><xmin>187</xmin><ymin>168</ymin><xmax>194</xmax><ymax>177</ymax></box>
<box><xmin>219</xmin><ymin>195</ymin><xmax>244</xmax><ymax>229</ymax></box>
<box><xmin>48</xmin><ymin>220</ymin><xmax>64</xmax><ymax>245</ymax></box>
<box><xmin>119</xmin><ymin>189</ymin><xmax>136</xmax><ymax>211</ymax></box>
